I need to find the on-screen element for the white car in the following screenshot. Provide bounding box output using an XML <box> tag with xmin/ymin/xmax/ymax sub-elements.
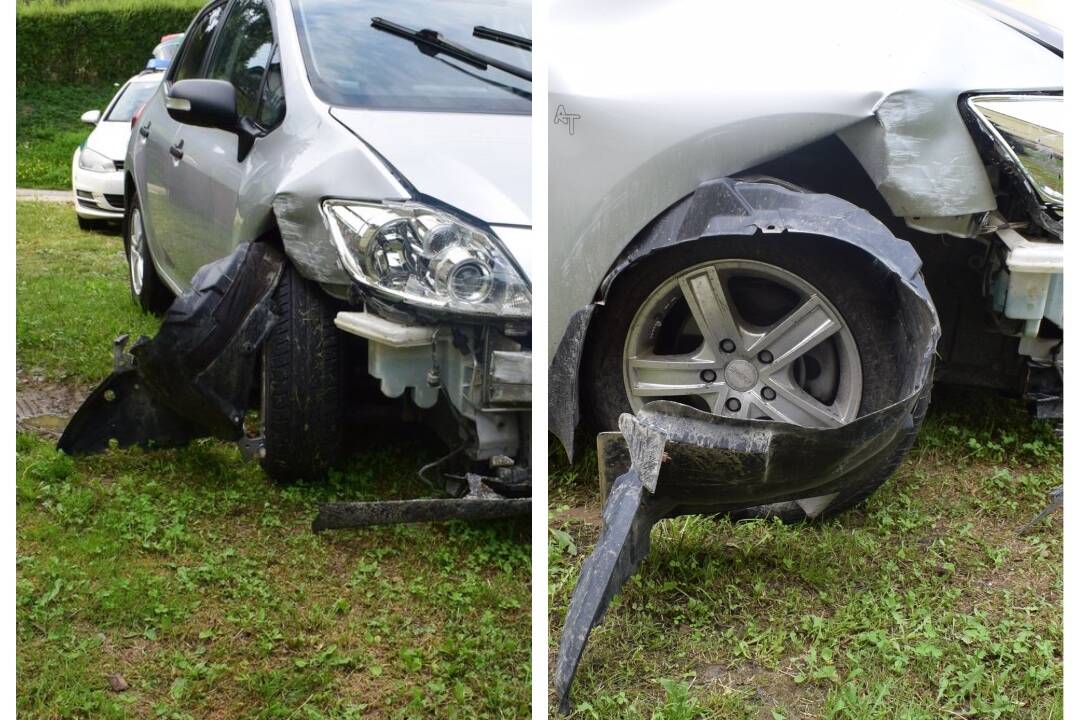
<box><xmin>71</xmin><ymin>71</ymin><xmax>164</xmax><ymax>228</ymax></box>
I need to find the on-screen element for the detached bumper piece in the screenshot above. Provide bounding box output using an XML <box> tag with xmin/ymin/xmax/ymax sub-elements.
<box><xmin>58</xmin><ymin>242</ymin><xmax>286</xmax><ymax>454</ymax></box>
<box><xmin>556</xmin><ymin>397</ymin><xmax>927</xmax><ymax>712</ymax></box>
<box><xmin>313</xmin><ymin>474</ymin><xmax>530</xmax><ymax>531</ymax></box>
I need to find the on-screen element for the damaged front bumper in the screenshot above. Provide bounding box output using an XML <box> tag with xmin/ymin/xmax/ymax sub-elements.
<box><xmin>315</xmin><ymin>304</ymin><xmax>532</xmax><ymax>528</ymax></box>
<box><xmin>57</xmin><ymin>241</ymin><xmax>531</xmax><ymax>528</ymax></box>
<box><xmin>334</xmin><ymin>307</ymin><xmax>531</xmax><ymax>461</ymax></box>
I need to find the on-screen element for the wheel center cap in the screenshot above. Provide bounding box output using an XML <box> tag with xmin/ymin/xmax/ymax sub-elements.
<box><xmin>724</xmin><ymin>359</ymin><xmax>758</xmax><ymax>391</ymax></box>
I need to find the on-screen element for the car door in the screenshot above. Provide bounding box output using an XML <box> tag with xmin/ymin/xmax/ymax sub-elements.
<box><xmin>169</xmin><ymin>0</ymin><xmax>278</xmax><ymax>281</ymax></box>
<box><xmin>139</xmin><ymin>1</ymin><xmax>227</xmax><ymax>289</ymax></box>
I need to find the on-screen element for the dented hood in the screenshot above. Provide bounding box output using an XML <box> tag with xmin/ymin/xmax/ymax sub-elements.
<box><xmin>330</xmin><ymin>108</ymin><xmax>531</xmax><ymax>227</ymax></box>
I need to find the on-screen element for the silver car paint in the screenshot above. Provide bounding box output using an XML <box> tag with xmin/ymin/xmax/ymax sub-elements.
<box><xmin>547</xmin><ymin>0</ymin><xmax>1062</xmax><ymax>356</ymax></box>
<box><xmin>130</xmin><ymin>0</ymin><xmax>531</xmax><ymax>296</ymax></box>
<box><xmin>328</xmin><ymin>108</ymin><xmax>531</xmax><ymax>227</ymax></box>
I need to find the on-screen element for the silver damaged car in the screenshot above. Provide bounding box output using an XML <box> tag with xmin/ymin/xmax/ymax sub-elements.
<box><xmin>115</xmin><ymin>0</ymin><xmax>532</xmax><ymax>492</ymax></box>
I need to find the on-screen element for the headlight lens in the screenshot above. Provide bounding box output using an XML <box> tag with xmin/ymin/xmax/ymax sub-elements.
<box><xmin>968</xmin><ymin>95</ymin><xmax>1063</xmax><ymax>207</ymax></box>
<box><xmin>322</xmin><ymin>200</ymin><xmax>531</xmax><ymax>317</ymax></box>
<box><xmin>78</xmin><ymin>147</ymin><xmax>114</xmax><ymax>173</ymax></box>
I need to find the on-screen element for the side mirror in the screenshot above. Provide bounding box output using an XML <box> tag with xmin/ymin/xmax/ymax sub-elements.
<box><xmin>80</xmin><ymin>110</ymin><xmax>101</xmax><ymax>125</ymax></box>
<box><xmin>165</xmin><ymin>79</ymin><xmax>238</xmax><ymax>131</ymax></box>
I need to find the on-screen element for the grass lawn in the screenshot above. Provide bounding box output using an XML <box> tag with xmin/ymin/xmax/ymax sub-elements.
<box><xmin>549</xmin><ymin>389</ymin><xmax>1062</xmax><ymax>718</ymax></box>
<box><xmin>16</xmin><ymin>200</ymin><xmax>531</xmax><ymax>718</ymax></box>
<box><xmin>18</xmin><ymin>0</ymin><xmax>202</xmax><ymax>9</ymax></box>
<box><xmin>17</xmin><ymin>82</ymin><xmax>120</xmax><ymax>189</ymax></box>
<box><xmin>17</xmin><ymin>201</ymin><xmax>159</xmax><ymax>383</ymax></box>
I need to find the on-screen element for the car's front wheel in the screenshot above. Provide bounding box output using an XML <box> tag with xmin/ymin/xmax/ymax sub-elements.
<box><xmin>586</xmin><ymin>235</ymin><xmax>924</xmax><ymax>521</ymax></box>
<box><xmin>259</xmin><ymin>262</ymin><xmax>343</xmax><ymax>483</ymax></box>
<box><xmin>123</xmin><ymin>194</ymin><xmax>173</xmax><ymax>314</ymax></box>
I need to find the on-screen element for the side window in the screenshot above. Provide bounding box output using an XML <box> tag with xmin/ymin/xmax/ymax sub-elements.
<box><xmin>172</xmin><ymin>4</ymin><xmax>225</xmax><ymax>82</ymax></box>
<box><xmin>256</xmin><ymin>47</ymin><xmax>285</xmax><ymax>128</ymax></box>
<box><xmin>204</xmin><ymin>0</ymin><xmax>275</xmax><ymax>120</ymax></box>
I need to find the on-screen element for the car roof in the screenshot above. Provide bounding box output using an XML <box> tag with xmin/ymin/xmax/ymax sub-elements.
<box><xmin>127</xmin><ymin>70</ymin><xmax>166</xmax><ymax>85</ymax></box>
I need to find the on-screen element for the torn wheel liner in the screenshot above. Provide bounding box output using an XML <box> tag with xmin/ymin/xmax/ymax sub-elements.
<box><xmin>554</xmin><ymin>222</ymin><xmax>939</xmax><ymax>711</ymax></box>
<box><xmin>58</xmin><ymin>242</ymin><xmax>286</xmax><ymax>454</ymax></box>
<box><xmin>550</xmin><ymin>178</ymin><xmax>939</xmax><ymax>459</ymax></box>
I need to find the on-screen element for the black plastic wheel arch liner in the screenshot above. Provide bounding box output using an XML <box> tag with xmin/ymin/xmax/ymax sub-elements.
<box><xmin>552</xmin><ymin>178</ymin><xmax>941</xmax><ymax>712</ymax></box>
<box><xmin>549</xmin><ymin>177</ymin><xmax>938</xmax><ymax>458</ymax></box>
<box><xmin>554</xmin><ymin>391</ymin><xmax>934</xmax><ymax>712</ymax></box>
<box><xmin>58</xmin><ymin>242</ymin><xmax>286</xmax><ymax>455</ymax></box>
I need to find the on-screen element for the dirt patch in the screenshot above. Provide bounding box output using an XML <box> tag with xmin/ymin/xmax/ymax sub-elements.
<box><xmin>698</xmin><ymin>660</ymin><xmax>816</xmax><ymax>718</ymax></box>
<box><xmin>551</xmin><ymin>504</ymin><xmax>603</xmax><ymax>527</ymax></box>
<box><xmin>16</xmin><ymin>375</ymin><xmax>91</xmax><ymax>436</ymax></box>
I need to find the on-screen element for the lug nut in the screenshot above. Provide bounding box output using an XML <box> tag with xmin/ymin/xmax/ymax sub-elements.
<box><xmin>757</xmin><ymin>350</ymin><xmax>773</xmax><ymax>364</ymax></box>
<box><xmin>720</xmin><ymin>338</ymin><xmax>736</xmax><ymax>353</ymax></box>
<box><xmin>761</xmin><ymin>386</ymin><xmax>776</xmax><ymax>401</ymax></box>
<box><xmin>725</xmin><ymin>397</ymin><xmax>741</xmax><ymax>412</ymax></box>
<box><xmin>700</xmin><ymin>369</ymin><xmax>717</xmax><ymax>384</ymax></box>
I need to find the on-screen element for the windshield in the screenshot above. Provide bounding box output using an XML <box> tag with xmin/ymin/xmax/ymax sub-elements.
<box><xmin>104</xmin><ymin>81</ymin><xmax>160</xmax><ymax>122</ymax></box>
<box><xmin>153</xmin><ymin>38</ymin><xmax>183</xmax><ymax>62</ymax></box>
<box><xmin>291</xmin><ymin>0</ymin><xmax>530</xmax><ymax>114</ymax></box>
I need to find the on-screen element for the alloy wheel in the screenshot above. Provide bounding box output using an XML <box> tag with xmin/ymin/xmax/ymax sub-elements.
<box><xmin>128</xmin><ymin>207</ymin><xmax>145</xmax><ymax>296</ymax></box>
<box><xmin>622</xmin><ymin>259</ymin><xmax>862</xmax><ymax>427</ymax></box>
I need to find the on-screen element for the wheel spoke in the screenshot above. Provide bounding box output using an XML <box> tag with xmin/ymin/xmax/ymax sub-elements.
<box><xmin>626</xmin><ymin>354</ymin><xmax>720</xmax><ymax>398</ymax></box>
<box><xmin>714</xmin><ymin>389</ymin><xmax>755</xmax><ymax>418</ymax></box>
<box><xmin>678</xmin><ymin>267</ymin><xmax>744</xmax><ymax>349</ymax></box>
<box><xmin>707</xmin><ymin>385</ymin><xmax>733</xmax><ymax>414</ymax></box>
<box><xmin>762</xmin><ymin>379</ymin><xmax>844</xmax><ymax>428</ymax></box>
<box><xmin>751</xmin><ymin>294</ymin><xmax>841</xmax><ymax>375</ymax></box>
<box><xmin>130</xmin><ymin>209</ymin><xmax>144</xmax><ymax>293</ymax></box>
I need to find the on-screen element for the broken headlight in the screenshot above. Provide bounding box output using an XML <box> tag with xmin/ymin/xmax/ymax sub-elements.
<box><xmin>323</xmin><ymin>200</ymin><xmax>531</xmax><ymax>318</ymax></box>
<box><xmin>967</xmin><ymin>95</ymin><xmax>1063</xmax><ymax>208</ymax></box>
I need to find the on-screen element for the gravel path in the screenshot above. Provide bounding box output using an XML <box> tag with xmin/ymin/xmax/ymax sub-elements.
<box><xmin>16</xmin><ymin>188</ymin><xmax>70</xmax><ymax>202</ymax></box>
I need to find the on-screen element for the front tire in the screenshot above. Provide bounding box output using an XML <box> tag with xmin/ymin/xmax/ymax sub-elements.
<box><xmin>586</xmin><ymin>234</ymin><xmax>925</xmax><ymax>521</ymax></box>
<box><xmin>123</xmin><ymin>194</ymin><xmax>173</xmax><ymax>315</ymax></box>
<box><xmin>259</xmin><ymin>263</ymin><xmax>343</xmax><ymax>483</ymax></box>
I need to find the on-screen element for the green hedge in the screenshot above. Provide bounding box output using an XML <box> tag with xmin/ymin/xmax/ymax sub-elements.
<box><xmin>17</xmin><ymin>0</ymin><xmax>204</xmax><ymax>87</ymax></box>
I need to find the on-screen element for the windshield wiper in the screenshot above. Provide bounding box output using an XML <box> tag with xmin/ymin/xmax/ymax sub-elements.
<box><xmin>473</xmin><ymin>25</ymin><xmax>531</xmax><ymax>51</ymax></box>
<box><xmin>435</xmin><ymin>57</ymin><xmax>531</xmax><ymax>101</ymax></box>
<box><xmin>371</xmin><ymin>18</ymin><xmax>531</xmax><ymax>82</ymax></box>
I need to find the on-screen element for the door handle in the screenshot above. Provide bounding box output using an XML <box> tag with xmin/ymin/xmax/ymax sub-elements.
<box><xmin>169</xmin><ymin>140</ymin><xmax>184</xmax><ymax>161</ymax></box>
<box><xmin>138</xmin><ymin>122</ymin><xmax>151</xmax><ymax>138</ymax></box>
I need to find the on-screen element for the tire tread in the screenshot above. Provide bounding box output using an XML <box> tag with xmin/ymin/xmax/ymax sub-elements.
<box><xmin>260</xmin><ymin>264</ymin><xmax>342</xmax><ymax>482</ymax></box>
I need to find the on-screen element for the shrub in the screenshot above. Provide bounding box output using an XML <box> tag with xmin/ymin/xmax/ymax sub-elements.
<box><xmin>17</xmin><ymin>0</ymin><xmax>204</xmax><ymax>87</ymax></box>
